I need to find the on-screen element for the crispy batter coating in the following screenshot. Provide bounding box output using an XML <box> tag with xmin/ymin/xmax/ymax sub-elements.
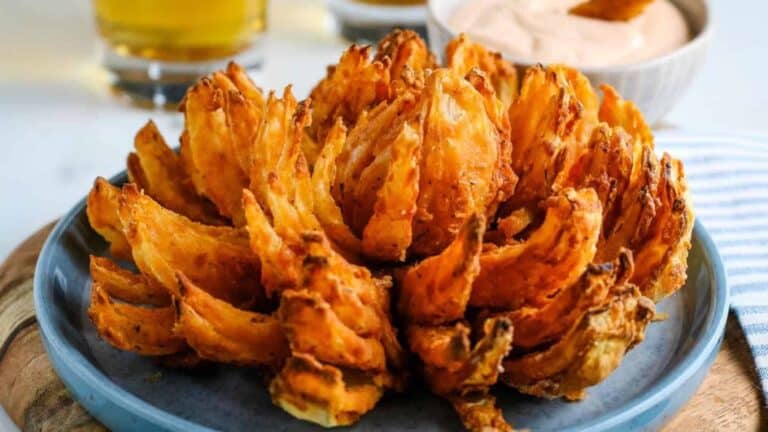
<box><xmin>595</xmin><ymin>86</ymin><xmax>693</xmax><ymax>300</ymax></box>
<box><xmin>308</xmin><ymin>29</ymin><xmax>431</xmax><ymax>148</ymax></box>
<box><xmin>471</xmin><ymin>188</ymin><xmax>602</xmax><ymax>310</ymax></box>
<box><xmin>630</xmin><ymin>155</ymin><xmax>693</xmax><ymax>300</ymax></box>
<box><xmin>181</xmin><ymin>76</ymin><xmax>250</xmax><ymax>223</ymax></box>
<box><xmin>311</xmin><ymin>118</ymin><xmax>363</xmax><ymax>256</ymax></box>
<box><xmin>485</xmin><ymin>250</ymin><xmax>633</xmax><ymax>349</ymax></box>
<box><xmin>406</xmin><ymin>322</ymin><xmax>471</xmax><ymax>372</ymax></box>
<box><xmin>446</xmin><ymin>33</ymin><xmax>519</xmax><ymax>109</ymax></box>
<box><xmin>399</xmin><ymin>213</ymin><xmax>511</xmax><ymax>431</ymax></box>
<box><xmin>279</xmin><ymin>289</ymin><xmax>386</xmax><ymax>371</ymax></box>
<box><xmin>127</xmin><ymin>120</ymin><xmax>224</xmax><ymax>225</ymax></box>
<box><xmin>399</xmin><ymin>215</ymin><xmax>484</xmax><ymax>325</ymax></box>
<box><xmin>334</xmin><ymin>93</ymin><xmax>419</xmax><ymax>235</ymax></box>
<box><xmin>224</xmin><ymin>61</ymin><xmax>265</xmax><ymax>105</ymax></box>
<box><xmin>83</xmin><ymin>32</ymin><xmax>697</xmax><ymax>431</ymax></box>
<box><xmin>178</xmin><ymin>129</ymin><xmax>203</xmax><ymax>195</ymax></box>
<box><xmin>213</xmin><ymin>68</ymin><xmax>264</xmax><ymax>175</ymax></box>
<box><xmin>87</xmin><ymin>177</ymin><xmax>131</xmax><ymax>260</ymax></box>
<box><xmin>249</xmin><ymin>87</ymin><xmax>312</xmax><ymax>210</ymax></box>
<box><xmin>548</xmin><ymin>65</ymin><xmax>601</xmax><ymax>165</ymax></box>
<box><xmin>501</xmin><ymin>285</ymin><xmax>655</xmax><ymax>400</ymax></box>
<box><xmin>504</xmin><ymin>65</ymin><xmax>599</xmax><ymax>212</ymax></box>
<box><xmin>243</xmin><ymin>189</ymin><xmax>302</xmax><ymax>297</ymax></box>
<box><xmin>409</xmin><ymin>318</ymin><xmax>513</xmax><ymax>396</ymax></box>
<box><xmin>569</xmin><ymin>0</ymin><xmax>654</xmax><ymax>22</ymax></box>
<box><xmin>308</xmin><ymin>45</ymin><xmax>390</xmax><ymax>144</ymax></box>
<box><xmin>375</xmin><ymin>28</ymin><xmax>435</xmax><ymax>88</ymax></box>
<box><xmin>270</xmin><ymin>353</ymin><xmax>386</xmax><ymax>427</ymax></box>
<box><xmin>176</xmin><ymin>274</ymin><xmax>288</xmax><ymax>367</ymax></box>
<box><xmin>585</xmin><ymin>93</ymin><xmax>693</xmax><ymax>301</ymax></box>
<box><xmin>88</xmin><ymin>281</ymin><xmax>185</xmax><ymax>356</ymax></box>
<box><xmin>407</xmin><ymin>318</ymin><xmax>514</xmax><ymax>430</ymax></box>
<box><xmin>550</xmin><ymin>65</ymin><xmax>600</xmax><ymax>121</ymax></box>
<box><xmin>361</xmin><ymin>120</ymin><xmax>421</xmax><ymax>261</ymax></box>
<box><xmin>412</xmin><ymin>69</ymin><xmax>510</xmax><ymax>255</ymax></box>
<box><xmin>599</xmin><ymin>84</ymin><xmax>653</xmax><ymax>197</ymax></box>
<box><xmin>257</xmin><ymin>179</ymin><xmax>388</xmax><ymax>338</ymax></box>
<box><xmin>554</xmin><ymin>123</ymin><xmax>633</xmax><ymax>235</ymax></box>
<box><xmin>118</xmin><ymin>183</ymin><xmax>263</xmax><ymax>308</ymax></box>
<box><xmin>244</xmin><ymin>168</ymin><xmax>406</xmax><ymax>426</ymax></box>
<box><xmin>506</xmin><ymin>66</ymin><xmax>584</xmax><ymax>208</ymax></box>
<box><xmin>599</xmin><ymin>84</ymin><xmax>653</xmax><ymax>150</ymax></box>
<box><xmin>451</xmin><ymin>394</ymin><xmax>513</xmax><ymax>432</ymax></box>
<box><xmin>332</xmin><ymin>66</ymin><xmax>511</xmax><ymax>259</ymax></box>
<box><xmin>596</xmin><ymin>146</ymin><xmax>659</xmax><ymax>261</ymax></box>
<box><xmin>299</xmin><ymin>236</ymin><xmax>389</xmax><ymax>338</ymax></box>
<box><xmin>491</xmin><ymin>207</ymin><xmax>535</xmax><ymax>244</ymax></box>
<box><xmin>464</xmin><ymin>69</ymin><xmax>515</xmax><ymax>147</ymax></box>
<box><xmin>90</xmin><ymin>255</ymin><xmax>169</xmax><ymax>306</ymax></box>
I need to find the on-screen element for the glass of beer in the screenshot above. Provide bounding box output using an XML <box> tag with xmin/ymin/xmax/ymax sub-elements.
<box><xmin>92</xmin><ymin>0</ymin><xmax>267</xmax><ymax>104</ymax></box>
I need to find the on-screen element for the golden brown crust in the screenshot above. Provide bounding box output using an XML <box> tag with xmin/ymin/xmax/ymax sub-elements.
<box><xmin>409</xmin><ymin>317</ymin><xmax>513</xmax><ymax>396</ymax></box>
<box><xmin>361</xmin><ymin>120</ymin><xmax>421</xmax><ymax>261</ymax></box>
<box><xmin>88</xmin><ymin>282</ymin><xmax>185</xmax><ymax>356</ymax></box>
<box><xmin>335</xmin><ymin>94</ymin><xmax>420</xmax><ymax>236</ymax></box>
<box><xmin>181</xmin><ymin>77</ymin><xmax>250</xmax><ymax>223</ymax></box>
<box><xmin>86</xmin><ymin>177</ymin><xmax>131</xmax><ymax>260</ymax></box>
<box><xmin>269</xmin><ymin>354</ymin><xmax>385</xmax><ymax>427</ymax></box>
<box><xmin>501</xmin><ymin>286</ymin><xmax>655</xmax><ymax>400</ymax></box>
<box><xmin>279</xmin><ymin>289</ymin><xmax>387</xmax><ymax>371</ymax></box>
<box><xmin>308</xmin><ymin>45</ymin><xmax>391</xmax><ymax>145</ymax></box>
<box><xmin>248</xmin><ymin>87</ymin><xmax>311</xmax><ymax>211</ymax></box>
<box><xmin>406</xmin><ymin>317</ymin><xmax>514</xmax><ymax>430</ymax></box>
<box><xmin>411</xmin><ymin>69</ymin><xmax>509</xmax><ymax>256</ymax></box>
<box><xmin>176</xmin><ymin>274</ymin><xmax>288</xmax><ymax>367</ymax></box>
<box><xmin>451</xmin><ymin>394</ymin><xmax>514</xmax><ymax>432</ymax></box>
<box><xmin>492</xmin><ymin>207</ymin><xmax>534</xmax><ymax>244</ymax></box>
<box><xmin>375</xmin><ymin>28</ymin><xmax>436</xmax><ymax>91</ymax></box>
<box><xmin>128</xmin><ymin>120</ymin><xmax>224</xmax><ymax>225</ymax></box>
<box><xmin>484</xmin><ymin>250</ymin><xmax>633</xmax><ymax>349</ymax></box>
<box><xmin>244</xmin><ymin>164</ymin><xmax>406</xmax><ymax>426</ymax></box>
<box><xmin>399</xmin><ymin>215</ymin><xmax>485</xmax><ymax>325</ymax></box>
<box><xmin>446</xmin><ymin>33</ymin><xmax>519</xmax><ymax>109</ymax></box>
<box><xmin>83</xmin><ymin>31</ymin><xmax>697</xmax><ymax>430</ymax></box>
<box><xmin>89</xmin><ymin>255</ymin><xmax>169</xmax><ymax>306</ymax></box>
<box><xmin>630</xmin><ymin>155</ymin><xmax>694</xmax><ymax>300</ymax></box>
<box><xmin>214</xmin><ymin>72</ymin><xmax>264</xmax><ymax>176</ymax></box>
<box><xmin>471</xmin><ymin>188</ymin><xmax>603</xmax><ymax>310</ymax></box>
<box><xmin>311</xmin><ymin>118</ymin><xmax>363</xmax><ymax>257</ymax></box>
<box><xmin>505</xmin><ymin>66</ymin><xmax>585</xmax><ymax>208</ymax></box>
<box><xmin>599</xmin><ymin>84</ymin><xmax>654</xmax><ymax>149</ymax></box>
<box><xmin>224</xmin><ymin>61</ymin><xmax>265</xmax><ymax>105</ymax></box>
<box><xmin>554</xmin><ymin>123</ymin><xmax>634</xmax><ymax>235</ymax></box>
<box><xmin>118</xmin><ymin>183</ymin><xmax>263</xmax><ymax>308</ymax></box>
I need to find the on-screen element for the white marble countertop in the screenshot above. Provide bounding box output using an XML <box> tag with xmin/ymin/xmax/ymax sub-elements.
<box><xmin>0</xmin><ymin>0</ymin><xmax>767</xmax><ymax>428</ymax></box>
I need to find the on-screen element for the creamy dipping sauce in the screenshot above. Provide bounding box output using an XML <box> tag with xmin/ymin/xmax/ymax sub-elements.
<box><xmin>447</xmin><ymin>0</ymin><xmax>690</xmax><ymax>67</ymax></box>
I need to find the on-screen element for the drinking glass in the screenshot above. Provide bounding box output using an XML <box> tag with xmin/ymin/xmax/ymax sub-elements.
<box><xmin>92</xmin><ymin>0</ymin><xmax>267</xmax><ymax>104</ymax></box>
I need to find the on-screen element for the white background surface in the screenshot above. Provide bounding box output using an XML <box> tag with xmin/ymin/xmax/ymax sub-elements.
<box><xmin>0</xmin><ymin>0</ymin><xmax>767</xmax><ymax>430</ymax></box>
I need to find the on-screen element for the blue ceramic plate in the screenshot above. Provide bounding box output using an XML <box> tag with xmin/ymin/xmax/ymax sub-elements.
<box><xmin>34</xmin><ymin>172</ymin><xmax>729</xmax><ymax>432</ymax></box>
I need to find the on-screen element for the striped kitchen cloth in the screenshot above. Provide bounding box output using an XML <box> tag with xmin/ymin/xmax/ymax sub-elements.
<box><xmin>658</xmin><ymin>132</ymin><xmax>768</xmax><ymax>397</ymax></box>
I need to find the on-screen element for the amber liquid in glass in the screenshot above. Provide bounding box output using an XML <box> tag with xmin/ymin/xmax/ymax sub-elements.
<box><xmin>93</xmin><ymin>0</ymin><xmax>266</xmax><ymax>62</ymax></box>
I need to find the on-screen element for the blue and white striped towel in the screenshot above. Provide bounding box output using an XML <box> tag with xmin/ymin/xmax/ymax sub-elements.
<box><xmin>658</xmin><ymin>132</ymin><xmax>768</xmax><ymax>397</ymax></box>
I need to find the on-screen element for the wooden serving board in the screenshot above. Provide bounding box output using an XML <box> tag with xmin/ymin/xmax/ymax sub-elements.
<box><xmin>0</xmin><ymin>224</ymin><xmax>764</xmax><ymax>431</ymax></box>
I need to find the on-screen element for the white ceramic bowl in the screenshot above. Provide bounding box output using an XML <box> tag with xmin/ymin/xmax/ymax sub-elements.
<box><xmin>426</xmin><ymin>0</ymin><xmax>711</xmax><ymax>125</ymax></box>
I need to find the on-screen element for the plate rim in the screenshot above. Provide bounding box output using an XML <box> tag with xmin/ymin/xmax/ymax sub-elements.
<box><xmin>33</xmin><ymin>172</ymin><xmax>211</xmax><ymax>432</ymax></box>
<box><xmin>569</xmin><ymin>216</ymin><xmax>729</xmax><ymax>431</ymax></box>
<box><xmin>33</xmin><ymin>173</ymin><xmax>730</xmax><ymax>432</ymax></box>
